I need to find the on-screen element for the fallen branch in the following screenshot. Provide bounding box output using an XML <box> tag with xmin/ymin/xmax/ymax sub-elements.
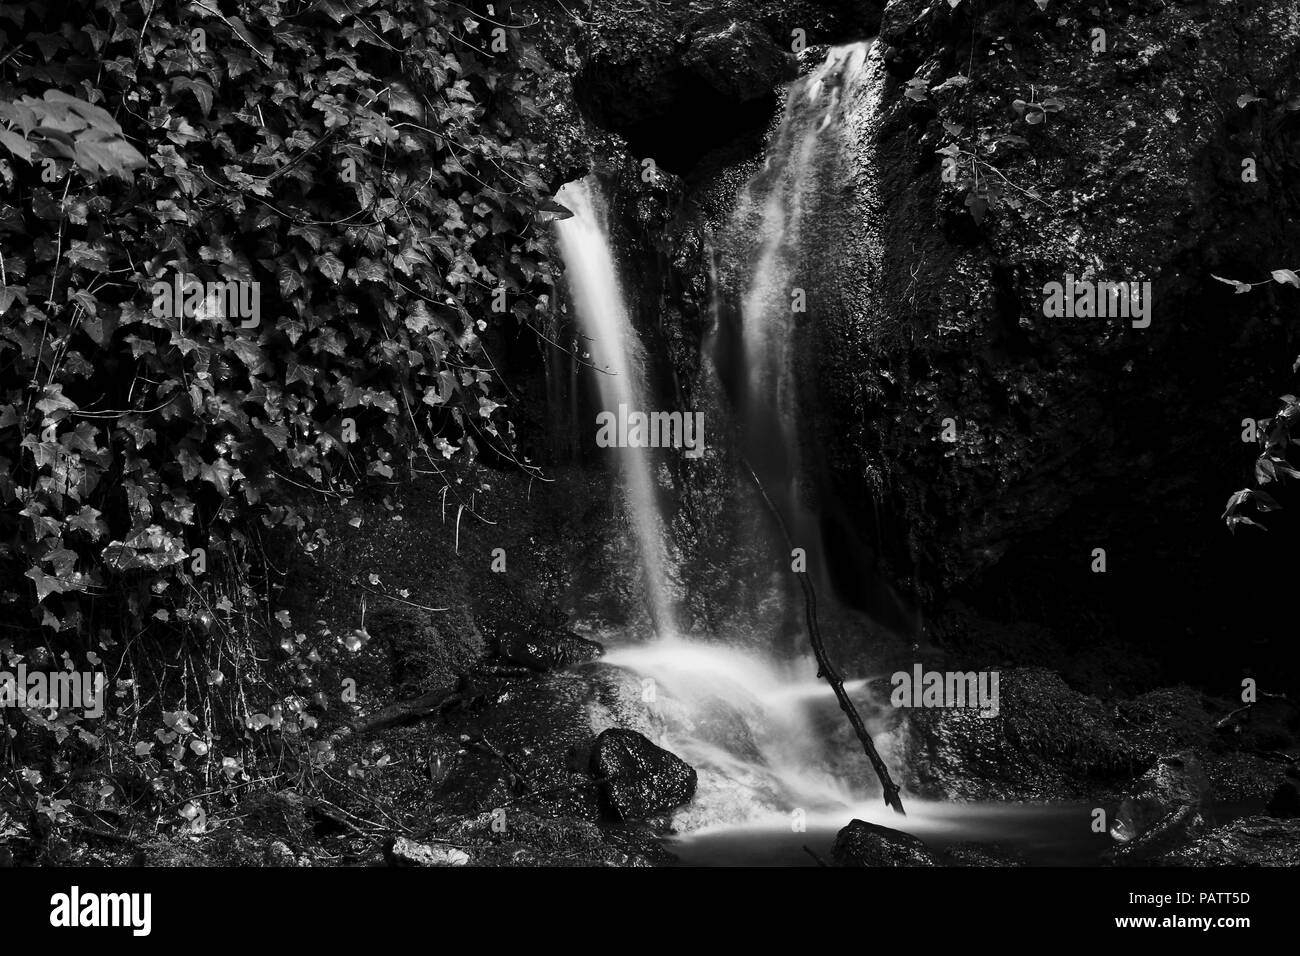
<box><xmin>69</xmin><ymin>821</ymin><xmax>145</xmax><ymax>847</ymax></box>
<box><xmin>328</xmin><ymin>683</ymin><xmax>462</xmax><ymax>746</ymax></box>
<box><xmin>742</xmin><ymin>458</ymin><xmax>906</xmax><ymax>816</ymax></box>
<box><xmin>1214</xmin><ymin>690</ymin><xmax>1300</xmax><ymax>731</ymax></box>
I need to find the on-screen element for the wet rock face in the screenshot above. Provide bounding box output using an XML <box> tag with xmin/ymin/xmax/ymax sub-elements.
<box><xmin>590</xmin><ymin>728</ymin><xmax>698</xmax><ymax>820</ymax></box>
<box><xmin>1106</xmin><ymin>749</ymin><xmax>1231</xmax><ymax>862</ymax></box>
<box><xmin>897</xmin><ymin>669</ymin><xmax>1287</xmax><ymax>803</ymax></box>
<box><xmin>564</xmin><ymin>3</ymin><xmax>879</xmax><ymax>175</ymax></box>
<box><xmin>1111</xmin><ymin>751</ymin><xmax>1212</xmax><ymax>844</ymax></box>
<box><xmin>1151</xmin><ymin>816</ymin><xmax>1300</xmax><ymax>866</ymax></box>
<box><xmin>1264</xmin><ymin>769</ymin><xmax>1300</xmax><ymax>819</ymax></box>
<box><xmin>1113</xmin><ymin>804</ymin><xmax>1208</xmax><ymax>865</ymax></box>
<box><xmin>772</xmin><ymin>0</ymin><xmax>1300</xmax><ymax>685</ymax></box>
<box><xmin>574</xmin><ymin>57</ymin><xmax>781</xmax><ymax>174</ymax></box>
<box><xmin>682</xmin><ymin>21</ymin><xmax>794</xmax><ymax>104</ymax></box>
<box><xmin>832</xmin><ymin>819</ymin><xmax>938</xmax><ymax>866</ymax></box>
<box><xmin>898</xmin><ymin>667</ymin><xmax>1138</xmax><ymax>801</ymax></box>
<box><xmin>495</xmin><ymin>625</ymin><xmax>604</xmax><ymax>672</ymax></box>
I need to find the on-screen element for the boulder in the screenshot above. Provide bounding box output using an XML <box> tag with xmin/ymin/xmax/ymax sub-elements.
<box><xmin>590</xmin><ymin>728</ymin><xmax>697</xmax><ymax>820</ymax></box>
<box><xmin>898</xmin><ymin>667</ymin><xmax>1131</xmax><ymax>801</ymax></box>
<box><xmin>1111</xmin><ymin>751</ymin><xmax>1211</xmax><ymax>844</ymax></box>
<box><xmin>832</xmin><ymin>819</ymin><xmax>938</xmax><ymax>867</ymax></box>
<box><xmin>683</xmin><ymin>21</ymin><xmax>793</xmax><ymax>103</ymax></box>
<box><xmin>1151</xmin><ymin>816</ymin><xmax>1300</xmax><ymax>866</ymax></box>
<box><xmin>496</xmin><ymin>626</ymin><xmax>604</xmax><ymax>672</ymax></box>
<box><xmin>1112</xmin><ymin>805</ymin><xmax>1207</xmax><ymax>865</ymax></box>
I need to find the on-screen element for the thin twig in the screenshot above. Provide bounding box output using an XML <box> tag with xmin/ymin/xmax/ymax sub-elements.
<box><xmin>192</xmin><ymin>2</ymin><xmax>273</xmax><ymax>65</ymax></box>
<box><xmin>742</xmin><ymin>457</ymin><xmax>905</xmax><ymax>816</ymax></box>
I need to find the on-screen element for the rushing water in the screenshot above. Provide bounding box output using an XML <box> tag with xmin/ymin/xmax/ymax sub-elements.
<box><xmin>550</xmin><ymin>47</ymin><xmax>904</xmax><ymax>836</ymax></box>
<box><xmin>554</xmin><ymin>178</ymin><xmax>676</xmax><ymax>634</ymax></box>
<box><xmin>550</xmin><ymin>45</ymin><xmax>1135</xmax><ymax>862</ymax></box>
<box><xmin>729</xmin><ymin>41</ymin><xmax>878</xmax><ymax>598</ymax></box>
<box><xmin>601</xmin><ymin>638</ymin><xmax>893</xmax><ymax>830</ymax></box>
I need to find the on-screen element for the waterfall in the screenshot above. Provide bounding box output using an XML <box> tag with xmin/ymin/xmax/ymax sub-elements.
<box><xmin>728</xmin><ymin>41</ymin><xmax>877</xmax><ymax>601</ymax></box>
<box><xmin>550</xmin><ymin>44</ymin><xmax>899</xmax><ymax>835</ymax></box>
<box><xmin>554</xmin><ymin>177</ymin><xmax>676</xmax><ymax>635</ymax></box>
<box><xmin>549</xmin><ymin>44</ymin><xmax>897</xmax><ymax>834</ymax></box>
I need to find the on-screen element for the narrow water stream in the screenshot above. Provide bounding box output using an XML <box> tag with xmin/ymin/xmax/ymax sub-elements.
<box><xmin>553</xmin><ymin>178</ymin><xmax>677</xmax><ymax>635</ymax></box>
<box><xmin>671</xmin><ymin>803</ymin><xmax>1110</xmax><ymax>867</ymax></box>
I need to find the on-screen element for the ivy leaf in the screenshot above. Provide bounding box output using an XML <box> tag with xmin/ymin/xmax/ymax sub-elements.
<box><xmin>315</xmin><ymin>251</ymin><xmax>345</xmax><ymax>283</ymax></box>
<box><xmin>200</xmin><ymin>458</ymin><xmax>239</xmax><ymax>496</ymax></box>
<box><xmin>228</xmin><ymin>336</ymin><xmax>271</xmax><ymax>375</ymax></box>
<box><xmin>67</xmin><ymin>505</ymin><xmax>107</xmax><ymax>539</ymax></box>
<box><xmin>35</xmin><ymin>385</ymin><xmax>77</xmax><ymax>416</ymax></box>
<box><xmin>171</xmin><ymin>77</ymin><xmax>215</xmax><ymax>117</ymax></box>
<box><xmin>0</xmin><ymin>127</ymin><xmax>33</xmax><ymax>162</ymax></box>
<box><xmin>227</xmin><ymin>16</ymin><xmax>272</xmax><ymax>64</ymax></box>
<box><xmin>348</xmin><ymin>258</ymin><xmax>387</xmax><ymax>284</ymax></box>
<box><xmin>386</xmin><ymin>83</ymin><xmax>424</xmax><ymax>119</ymax></box>
<box><xmin>1211</xmin><ymin>274</ymin><xmax>1253</xmax><ymax>294</ymax></box>
<box><xmin>26</xmin><ymin>566</ymin><xmax>66</xmax><ymax>602</ymax></box>
<box><xmin>257</xmin><ymin>419</ymin><xmax>290</xmax><ymax>450</ymax></box>
<box><xmin>405</xmin><ymin>300</ymin><xmax>435</xmax><ymax>333</ymax></box>
<box><xmin>74</xmin><ymin>132</ymin><xmax>146</xmax><ymax>181</ymax></box>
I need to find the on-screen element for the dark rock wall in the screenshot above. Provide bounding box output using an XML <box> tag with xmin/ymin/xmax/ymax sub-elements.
<box><xmin>515</xmin><ymin>0</ymin><xmax>1300</xmax><ymax>690</ymax></box>
<box><xmin>835</xmin><ymin>0</ymin><xmax>1300</xmax><ymax>691</ymax></box>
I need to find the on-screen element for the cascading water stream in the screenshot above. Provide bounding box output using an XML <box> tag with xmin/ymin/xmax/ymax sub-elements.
<box><xmin>554</xmin><ymin>178</ymin><xmax>676</xmax><ymax>635</ymax></box>
<box><xmin>601</xmin><ymin>637</ymin><xmax>887</xmax><ymax>830</ymax></box>
<box><xmin>730</xmin><ymin>42</ymin><xmax>876</xmax><ymax>601</ymax></box>
<box><xmin>550</xmin><ymin>44</ymin><xmax>908</xmax><ymax>835</ymax></box>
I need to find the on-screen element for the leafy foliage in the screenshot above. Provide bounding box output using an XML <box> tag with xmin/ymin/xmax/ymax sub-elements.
<box><xmin>1224</xmin><ymin>393</ymin><xmax>1300</xmax><ymax>532</ymax></box>
<box><xmin>0</xmin><ymin>89</ymin><xmax>146</xmax><ymax>178</ymax></box>
<box><xmin>0</xmin><ymin>0</ymin><xmax>557</xmax><ymax>824</ymax></box>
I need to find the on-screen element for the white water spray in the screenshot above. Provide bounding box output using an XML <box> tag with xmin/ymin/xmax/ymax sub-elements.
<box><xmin>731</xmin><ymin>41</ymin><xmax>879</xmax><ymax>595</ymax></box>
<box><xmin>602</xmin><ymin>637</ymin><xmax>896</xmax><ymax>829</ymax></box>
